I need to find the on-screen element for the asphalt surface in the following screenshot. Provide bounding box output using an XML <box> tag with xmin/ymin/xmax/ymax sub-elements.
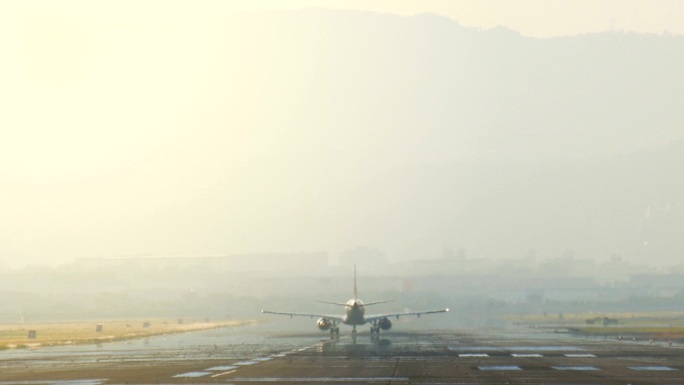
<box><xmin>1</xmin><ymin>322</ymin><xmax>684</xmax><ymax>384</ymax></box>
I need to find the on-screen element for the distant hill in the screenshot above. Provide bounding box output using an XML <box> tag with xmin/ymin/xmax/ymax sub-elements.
<box><xmin>189</xmin><ymin>9</ymin><xmax>684</xmax><ymax>264</ymax></box>
<box><xmin>208</xmin><ymin>9</ymin><xmax>684</xmax><ymax>162</ymax></box>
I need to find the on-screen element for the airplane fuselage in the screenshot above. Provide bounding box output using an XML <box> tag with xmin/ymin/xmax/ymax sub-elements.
<box><xmin>342</xmin><ymin>299</ymin><xmax>366</xmax><ymax>325</ymax></box>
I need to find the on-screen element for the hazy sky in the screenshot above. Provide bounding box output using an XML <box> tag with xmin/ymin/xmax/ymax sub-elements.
<box><xmin>1</xmin><ymin>1</ymin><xmax>683</xmax><ymax>267</ymax></box>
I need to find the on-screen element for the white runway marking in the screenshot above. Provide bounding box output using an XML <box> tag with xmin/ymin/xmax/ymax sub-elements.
<box><xmin>459</xmin><ymin>353</ymin><xmax>489</xmax><ymax>357</ymax></box>
<box><xmin>511</xmin><ymin>353</ymin><xmax>543</xmax><ymax>357</ymax></box>
<box><xmin>173</xmin><ymin>371</ymin><xmax>212</xmax><ymax>378</ymax></box>
<box><xmin>449</xmin><ymin>346</ymin><xmax>494</xmax><ymax>351</ymax></box>
<box><xmin>629</xmin><ymin>366</ymin><xmax>677</xmax><ymax>371</ymax></box>
<box><xmin>548</xmin><ymin>384</ymin><xmax>598</xmax><ymax>385</ymax></box>
<box><xmin>451</xmin><ymin>346</ymin><xmax>583</xmax><ymax>352</ymax></box>
<box><xmin>507</xmin><ymin>346</ymin><xmax>584</xmax><ymax>351</ymax></box>
<box><xmin>478</xmin><ymin>365</ymin><xmax>522</xmax><ymax>371</ymax></box>
<box><xmin>565</xmin><ymin>354</ymin><xmax>596</xmax><ymax>357</ymax></box>
<box><xmin>228</xmin><ymin>377</ymin><xmax>409</xmax><ymax>382</ymax></box>
<box><xmin>206</xmin><ymin>365</ymin><xmax>238</xmax><ymax>371</ymax></box>
<box><xmin>0</xmin><ymin>382</ymin><xmax>106</xmax><ymax>385</ymax></box>
<box><xmin>553</xmin><ymin>366</ymin><xmax>599</xmax><ymax>371</ymax></box>
<box><xmin>211</xmin><ymin>369</ymin><xmax>236</xmax><ymax>378</ymax></box>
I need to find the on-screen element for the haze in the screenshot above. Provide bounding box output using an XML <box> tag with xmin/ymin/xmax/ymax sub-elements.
<box><xmin>2</xmin><ymin>1</ymin><xmax>684</xmax><ymax>269</ymax></box>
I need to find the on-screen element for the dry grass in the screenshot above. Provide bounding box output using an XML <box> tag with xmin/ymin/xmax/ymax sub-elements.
<box><xmin>0</xmin><ymin>318</ymin><xmax>256</xmax><ymax>350</ymax></box>
<box><xmin>507</xmin><ymin>311</ymin><xmax>684</xmax><ymax>324</ymax></box>
<box><xmin>506</xmin><ymin>311</ymin><xmax>684</xmax><ymax>339</ymax></box>
<box><xmin>579</xmin><ymin>326</ymin><xmax>684</xmax><ymax>334</ymax></box>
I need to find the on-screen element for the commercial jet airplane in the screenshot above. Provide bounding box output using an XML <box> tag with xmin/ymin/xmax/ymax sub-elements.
<box><xmin>261</xmin><ymin>266</ymin><xmax>449</xmax><ymax>336</ymax></box>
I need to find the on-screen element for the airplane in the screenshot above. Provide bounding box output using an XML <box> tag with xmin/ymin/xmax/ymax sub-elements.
<box><xmin>261</xmin><ymin>265</ymin><xmax>449</xmax><ymax>336</ymax></box>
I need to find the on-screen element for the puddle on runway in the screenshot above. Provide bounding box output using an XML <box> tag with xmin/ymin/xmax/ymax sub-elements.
<box><xmin>478</xmin><ymin>366</ymin><xmax>522</xmax><ymax>371</ymax></box>
<box><xmin>629</xmin><ymin>366</ymin><xmax>677</xmax><ymax>371</ymax></box>
<box><xmin>173</xmin><ymin>371</ymin><xmax>212</xmax><ymax>378</ymax></box>
<box><xmin>234</xmin><ymin>360</ymin><xmax>259</xmax><ymax>365</ymax></box>
<box><xmin>552</xmin><ymin>366</ymin><xmax>599</xmax><ymax>371</ymax></box>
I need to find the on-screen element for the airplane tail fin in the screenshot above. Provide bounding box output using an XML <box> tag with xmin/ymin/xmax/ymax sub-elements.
<box><xmin>318</xmin><ymin>265</ymin><xmax>393</xmax><ymax>306</ymax></box>
<box><xmin>353</xmin><ymin>264</ymin><xmax>357</xmax><ymax>300</ymax></box>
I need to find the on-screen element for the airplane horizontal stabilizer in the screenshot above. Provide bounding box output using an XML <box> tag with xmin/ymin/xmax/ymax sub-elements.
<box><xmin>363</xmin><ymin>299</ymin><xmax>395</xmax><ymax>306</ymax></box>
<box><xmin>317</xmin><ymin>300</ymin><xmax>349</xmax><ymax>306</ymax></box>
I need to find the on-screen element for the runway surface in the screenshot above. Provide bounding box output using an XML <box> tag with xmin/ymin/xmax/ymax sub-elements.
<box><xmin>1</xmin><ymin>322</ymin><xmax>683</xmax><ymax>384</ymax></box>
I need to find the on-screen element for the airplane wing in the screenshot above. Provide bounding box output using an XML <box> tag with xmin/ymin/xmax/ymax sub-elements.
<box><xmin>365</xmin><ymin>308</ymin><xmax>449</xmax><ymax>323</ymax></box>
<box><xmin>261</xmin><ymin>310</ymin><xmax>344</xmax><ymax>322</ymax></box>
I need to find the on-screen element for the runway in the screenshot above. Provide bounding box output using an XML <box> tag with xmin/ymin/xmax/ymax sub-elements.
<box><xmin>1</xmin><ymin>322</ymin><xmax>683</xmax><ymax>384</ymax></box>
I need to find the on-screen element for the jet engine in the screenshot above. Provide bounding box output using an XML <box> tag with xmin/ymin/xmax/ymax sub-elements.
<box><xmin>378</xmin><ymin>317</ymin><xmax>392</xmax><ymax>330</ymax></box>
<box><xmin>317</xmin><ymin>317</ymin><xmax>332</xmax><ymax>331</ymax></box>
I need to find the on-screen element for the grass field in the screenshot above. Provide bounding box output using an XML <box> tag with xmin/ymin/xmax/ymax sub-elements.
<box><xmin>0</xmin><ymin>318</ymin><xmax>256</xmax><ymax>349</ymax></box>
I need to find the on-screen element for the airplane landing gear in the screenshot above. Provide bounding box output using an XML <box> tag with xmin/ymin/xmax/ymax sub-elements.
<box><xmin>370</xmin><ymin>325</ymin><xmax>380</xmax><ymax>338</ymax></box>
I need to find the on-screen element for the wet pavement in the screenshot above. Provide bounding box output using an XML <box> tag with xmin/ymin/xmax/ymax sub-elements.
<box><xmin>2</xmin><ymin>322</ymin><xmax>684</xmax><ymax>384</ymax></box>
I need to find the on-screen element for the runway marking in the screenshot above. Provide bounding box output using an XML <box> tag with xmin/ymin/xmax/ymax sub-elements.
<box><xmin>629</xmin><ymin>366</ymin><xmax>677</xmax><ymax>371</ymax></box>
<box><xmin>206</xmin><ymin>365</ymin><xmax>238</xmax><ymax>371</ymax></box>
<box><xmin>451</xmin><ymin>346</ymin><xmax>583</xmax><ymax>352</ymax></box>
<box><xmin>552</xmin><ymin>366</ymin><xmax>599</xmax><ymax>371</ymax></box>
<box><xmin>211</xmin><ymin>369</ymin><xmax>236</xmax><ymax>378</ymax></box>
<box><xmin>449</xmin><ymin>346</ymin><xmax>494</xmax><ymax>351</ymax></box>
<box><xmin>228</xmin><ymin>377</ymin><xmax>409</xmax><ymax>382</ymax></box>
<box><xmin>299</xmin><ymin>364</ymin><xmax>397</xmax><ymax>368</ymax></box>
<box><xmin>507</xmin><ymin>346</ymin><xmax>584</xmax><ymax>351</ymax></box>
<box><xmin>565</xmin><ymin>354</ymin><xmax>596</xmax><ymax>357</ymax></box>
<box><xmin>459</xmin><ymin>353</ymin><xmax>489</xmax><ymax>357</ymax></box>
<box><xmin>478</xmin><ymin>365</ymin><xmax>522</xmax><ymax>371</ymax></box>
<box><xmin>173</xmin><ymin>371</ymin><xmax>212</xmax><ymax>378</ymax></box>
<box><xmin>511</xmin><ymin>353</ymin><xmax>543</xmax><ymax>357</ymax></box>
<box><xmin>254</xmin><ymin>357</ymin><xmax>273</xmax><ymax>361</ymax></box>
<box><xmin>0</xmin><ymin>381</ymin><xmax>107</xmax><ymax>385</ymax></box>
